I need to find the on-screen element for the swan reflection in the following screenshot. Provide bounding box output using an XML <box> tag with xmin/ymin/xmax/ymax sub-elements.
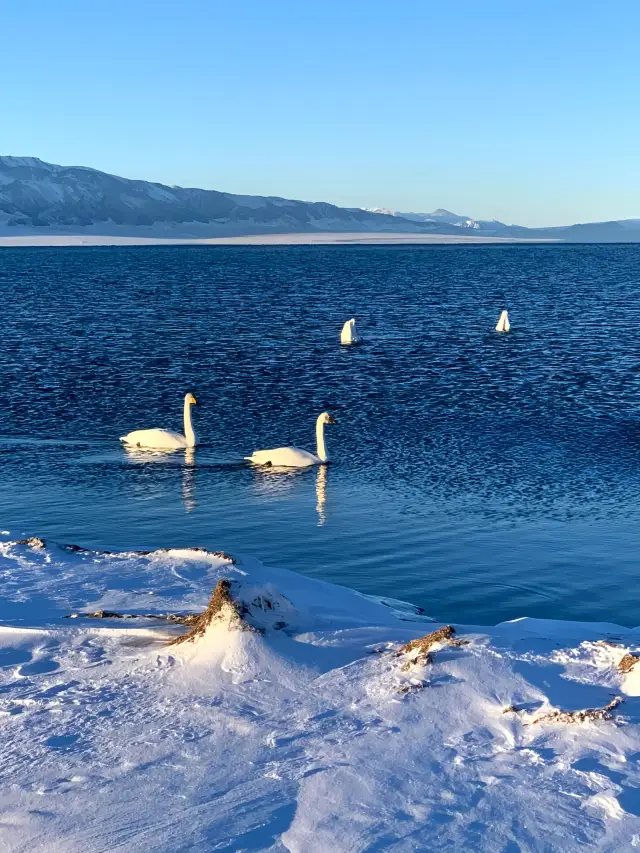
<box><xmin>181</xmin><ymin>447</ymin><xmax>196</xmax><ymax>512</ymax></box>
<box><xmin>122</xmin><ymin>445</ymin><xmax>180</xmax><ymax>463</ymax></box>
<box><xmin>122</xmin><ymin>444</ymin><xmax>197</xmax><ymax>512</ymax></box>
<box><xmin>316</xmin><ymin>464</ymin><xmax>328</xmax><ymax>525</ymax></box>
<box><xmin>250</xmin><ymin>464</ymin><xmax>304</xmax><ymax>498</ymax></box>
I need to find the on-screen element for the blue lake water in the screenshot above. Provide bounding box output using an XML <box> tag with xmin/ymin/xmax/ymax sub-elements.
<box><xmin>1</xmin><ymin>243</ymin><xmax>640</xmax><ymax>625</ymax></box>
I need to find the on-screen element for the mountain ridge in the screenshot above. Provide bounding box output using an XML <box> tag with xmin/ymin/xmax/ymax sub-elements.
<box><xmin>0</xmin><ymin>156</ymin><xmax>436</xmax><ymax>238</ymax></box>
<box><xmin>1</xmin><ymin>156</ymin><xmax>639</xmax><ymax>242</ymax></box>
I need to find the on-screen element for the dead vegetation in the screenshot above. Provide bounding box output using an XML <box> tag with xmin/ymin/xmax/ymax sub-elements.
<box><xmin>398</xmin><ymin>625</ymin><xmax>468</xmax><ymax>669</ymax></box>
<box><xmin>618</xmin><ymin>653</ymin><xmax>640</xmax><ymax>674</ymax></box>
<box><xmin>66</xmin><ymin>609</ymin><xmax>200</xmax><ymax>625</ymax></box>
<box><xmin>505</xmin><ymin>697</ymin><xmax>624</xmax><ymax>724</ymax></box>
<box><xmin>397</xmin><ymin>681</ymin><xmax>427</xmax><ymax>696</ymax></box>
<box><xmin>67</xmin><ymin>578</ymin><xmax>285</xmax><ymax>644</ymax></box>
<box><xmin>532</xmin><ymin>696</ymin><xmax>624</xmax><ymax>724</ymax></box>
<box><xmin>168</xmin><ymin>579</ymin><xmax>256</xmax><ymax>646</ymax></box>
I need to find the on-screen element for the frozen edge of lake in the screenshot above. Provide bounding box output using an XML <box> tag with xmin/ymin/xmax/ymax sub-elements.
<box><xmin>1</xmin><ymin>538</ymin><xmax>639</xmax><ymax>852</ymax></box>
<box><xmin>0</xmin><ymin>230</ymin><xmax>558</xmax><ymax>247</ymax></box>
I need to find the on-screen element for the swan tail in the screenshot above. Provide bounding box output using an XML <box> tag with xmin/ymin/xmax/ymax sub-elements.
<box><xmin>246</xmin><ymin>451</ymin><xmax>274</xmax><ymax>466</ymax></box>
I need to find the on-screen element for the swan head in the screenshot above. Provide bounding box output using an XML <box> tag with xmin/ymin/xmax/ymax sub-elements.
<box><xmin>185</xmin><ymin>392</ymin><xmax>198</xmax><ymax>406</ymax></box>
<box><xmin>319</xmin><ymin>411</ymin><xmax>338</xmax><ymax>425</ymax></box>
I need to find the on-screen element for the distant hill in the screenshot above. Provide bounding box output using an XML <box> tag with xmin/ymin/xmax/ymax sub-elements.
<box><xmin>365</xmin><ymin>207</ymin><xmax>640</xmax><ymax>243</ymax></box>
<box><xmin>1</xmin><ymin>156</ymin><xmax>639</xmax><ymax>242</ymax></box>
<box><xmin>0</xmin><ymin>156</ymin><xmax>437</xmax><ymax>238</ymax></box>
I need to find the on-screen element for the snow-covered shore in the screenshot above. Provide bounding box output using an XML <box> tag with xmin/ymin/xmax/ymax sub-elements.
<box><xmin>1</xmin><ymin>537</ymin><xmax>640</xmax><ymax>852</ymax></box>
<box><xmin>0</xmin><ymin>231</ymin><xmax>535</xmax><ymax>247</ymax></box>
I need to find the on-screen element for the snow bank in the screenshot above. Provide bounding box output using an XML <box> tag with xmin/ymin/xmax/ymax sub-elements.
<box><xmin>1</xmin><ymin>536</ymin><xmax>640</xmax><ymax>851</ymax></box>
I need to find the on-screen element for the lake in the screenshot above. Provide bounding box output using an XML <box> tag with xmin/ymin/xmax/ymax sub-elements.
<box><xmin>1</xmin><ymin>242</ymin><xmax>640</xmax><ymax>625</ymax></box>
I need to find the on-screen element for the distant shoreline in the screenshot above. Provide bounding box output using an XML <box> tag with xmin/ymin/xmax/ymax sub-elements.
<box><xmin>0</xmin><ymin>231</ymin><xmax>559</xmax><ymax>248</ymax></box>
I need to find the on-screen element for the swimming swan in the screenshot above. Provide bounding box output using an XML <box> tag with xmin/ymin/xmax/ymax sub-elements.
<box><xmin>120</xmin><ymin>393</ymin><xmax>198</xmax><ymax>449</ymax></box>
<box><xmin>496</xmin><ymin>310</ymin><xmax>511</xmax><ymax>333</ymax></box>
<box><xmin>340</xmin><ymin>318</ymin><xmax>361</xmax><ymax>345</ymax></box>
<box><xmin>245</xmin><ymin>412</ymin><xmax>338</xmax><ymax>468</ymax></box>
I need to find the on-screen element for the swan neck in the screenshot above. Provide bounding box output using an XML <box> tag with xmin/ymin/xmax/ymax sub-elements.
<box><xmin>316</xmin><ymin>417</ymin><xmax>328</xmax><ymax>462</ymax></box>
<box><xmin>184</xmin><ymin>400</ymin><xmax>196</xmax><ymax>447</ymax></box>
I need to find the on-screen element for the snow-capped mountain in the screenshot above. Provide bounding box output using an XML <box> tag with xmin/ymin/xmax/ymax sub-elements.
<box><xmin>0</xmin><ymin>156</ymin><xmax>433</xmax><ymax>238</ymax></box>
<box><xmin>364</xmin><ymin>203</ymin><xmax>640</xmax><ymax>242</ymax></box>
<box><xmin>365</xmin><ymin>206</ymin><xmax>487</xmax><ymax>230</ymax></box>
<box><xmin>399</xmin><ymin>208</ymin><xmax>481</xmax><ymax>228</ymax></box>
<box><xmin>1</xmin><ymin>156</ymin><xmax>639</xmax><ymax>241</ymax></box>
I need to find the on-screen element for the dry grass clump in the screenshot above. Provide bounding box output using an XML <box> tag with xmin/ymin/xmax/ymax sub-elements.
<box><xmin>81</xmin><ymin>610</ymin><xmax>129</xmax><ymax>620</ymax></box>
<box><xmin>397</xmin><ymin>681</ymin><xmax>427</xmax><ymax>696</ymax></box>
<box><xmin>504</xmin><ymin>697</ymin><xmax>624</xmax><ymax>725</ymax></box>
<box><xmin>618</xmin><ymin>654</ymin><xmax>640</xmax><ymax>674</ymax></box>
<box><xmin>168</xmin><ymin>579</ymin><xmax>252</xmax><ymax>646</ymax></box>
<box><xmin>67</xmin><ymin>577</ymin><xmax>267</xmax><ymax>644</ymax></box>
<box><xmin>402</xmin><ymin>651</ymin><xmax>434</xmax><ymax>670</ymax></box>
<box><xmin>505</xmin><ymin>697</ymin><xmax>623</xmax><ymax>724</ymax></box>
<box><xmin>398</xmin><ymin>625</ymin><xmax>468</xmax><ymax>669</ymax></box>
<box><xmin>67</xmin><ymin>609</ymin><xmax>201</xmax><ymax>624</ymax></box>
<box><xmin>532</xmin><ymin>696</ymin><xmax>623</xmax><ymax>725</ymax></box>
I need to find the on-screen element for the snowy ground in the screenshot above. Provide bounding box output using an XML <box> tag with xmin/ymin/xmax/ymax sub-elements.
<box><xmin>0</xmin><ymin>231</ymin><xmax>543</xmax><ymax>247</ymax></box>
<box><xmin>1</xmin><ymin>536</ymin><xmax>640</xmax><ymax>852</ymax></box>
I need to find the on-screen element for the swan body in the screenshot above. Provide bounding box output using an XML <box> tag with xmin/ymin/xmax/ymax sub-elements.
<box><xmin>340</xmin><ymin>318</ymin><xmax>361</xmax><ymax>345</ymax></box>
<box><xmin>246</xmin><ymin>412</ymin><xmax>337</xmax><ymax>468</ymax></box>
<box><xmin>120</xmin><ymin>393</ymin><xmax>198</xmax><ymax>449</ymax></box>
<box><xmin>496</xmin><ymin>310</ymin><xmax>511</xmax><ymax>333</ymax></box>
<box><xmin>248</xmin><ymin>447</ymin><xmax>321</xmax><ymax>467</ymax></box>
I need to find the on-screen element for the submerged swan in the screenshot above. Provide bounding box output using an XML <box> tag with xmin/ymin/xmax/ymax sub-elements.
<box><xmin>120</xmin><ymin>393</ymin><xmax>198</xmax><ymax>449</ymax></box>
<box><xmin>245</xmin><ymin>412</ymin><xmax>338</xmax><ymax>468</ymax></box>
<box><xmin>496</xmin><ymin>310</ymin><xmax>511</xmax><ymax>333</ymax></box>
<box><xmin>340</xmin><ymin>318</ymin><xmax>361</xmax><ymax>345</ymax></box>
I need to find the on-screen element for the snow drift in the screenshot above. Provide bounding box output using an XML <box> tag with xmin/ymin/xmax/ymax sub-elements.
<box><xmin>1</xmin><ymin>535</ymin><xmax>640</xmax><ymax>851</ymax></box>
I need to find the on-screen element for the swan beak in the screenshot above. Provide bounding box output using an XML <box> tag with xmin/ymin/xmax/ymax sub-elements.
<box><xmin>327</xmin><ymin>415</ymin><xmax>338</xmax><ymax>425</ymax></box>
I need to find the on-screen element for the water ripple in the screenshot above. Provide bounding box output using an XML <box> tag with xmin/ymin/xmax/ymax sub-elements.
<box><xmin>2</xmin><ymin>244</ymin><xmax>640</xmax><ymax>624</ymax></box>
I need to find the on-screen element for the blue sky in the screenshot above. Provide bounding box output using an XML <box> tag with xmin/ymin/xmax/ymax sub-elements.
<box><xmin>3</xmin><ymin>0</ymin><xmax>639</xmax><ymax>226</ymax></box>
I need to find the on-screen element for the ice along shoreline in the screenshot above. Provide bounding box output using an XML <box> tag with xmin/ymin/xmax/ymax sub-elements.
<box><xmin>1</xmin><ymin>536</ymin><xmax>640</xmax><ymax>850</ymax></box>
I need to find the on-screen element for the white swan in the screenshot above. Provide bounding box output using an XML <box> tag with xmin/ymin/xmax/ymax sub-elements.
<box><xmin>120</xmin><ymin>393</ymin><xmax>198</xmax><ymax>449</ymax></box>
<box><xmin>496</xmin><ymin>310</ymin><xmax>511</xmax><ymax>332</ymax></box>
<box><xmin>340</xmin><ymin>318</ymin><xmax>361</xmax><ymax>345</ymax></box>
<box><xmin>245</xmin><ymin>412</ymin><xmax>338</xmax><ymax>468</ymax></box>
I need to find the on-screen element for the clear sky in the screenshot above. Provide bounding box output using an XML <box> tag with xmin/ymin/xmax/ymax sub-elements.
<box><xmin>3</xmin><ymin>0</ymin><xmax>639</xmax><ymax>226</ymax></box>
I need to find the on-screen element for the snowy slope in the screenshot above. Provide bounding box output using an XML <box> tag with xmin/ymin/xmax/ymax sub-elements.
<box><xmin>2</xmin><ymin>156</ymin><xmax>638</xmax><ymax>241</ymax></box>
<box><xmin>0</xmin><ymin>157</ymin><xmax>428</xmax><ymax>238</ymax></box>
<box><xmin>365</xmin><ymin>204</ymin><xmax>640</xmax><ymax>242</ymax></box>
<box><xmin>1</xmin><ymin>536</ymin><xmax>640</xmax><ymax>852</ymax></box>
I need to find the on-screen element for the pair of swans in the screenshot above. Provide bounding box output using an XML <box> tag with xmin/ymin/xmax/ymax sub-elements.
<box><xmin>344</xmin><ymin>314</ymin><xmax>511</xmax><ymax>338</ymax></box>
<box><xmin>121</xmin><ymin>393</ymin><xmax>337</xmax><ymax>468</ymax></box>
